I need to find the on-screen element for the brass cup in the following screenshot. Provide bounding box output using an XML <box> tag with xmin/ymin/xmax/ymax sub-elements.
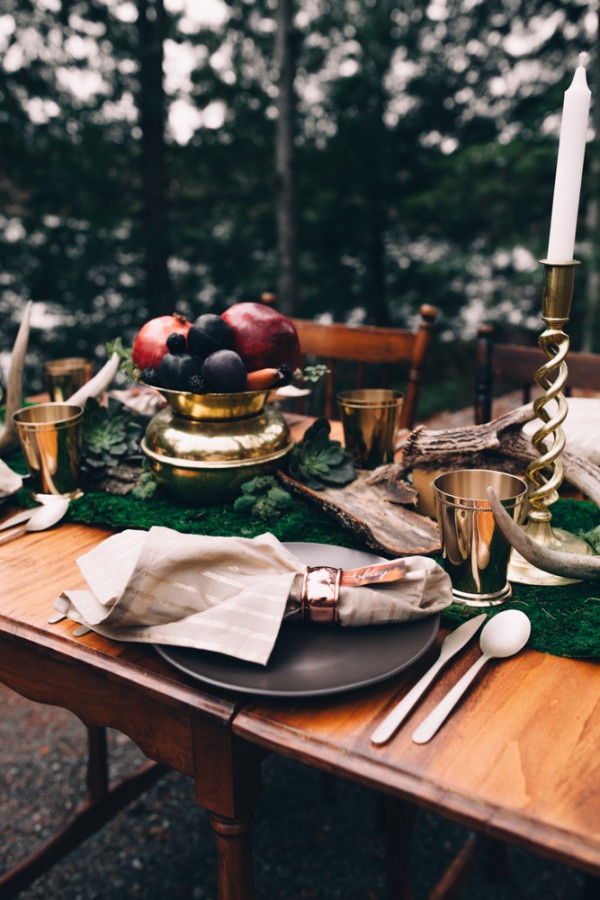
<box><xmin>13</xmin><ymin>403</ymin><xmax>84</xmax><ymax>501</ymax></box>
<box><xmin>337</xmin><ymin>389</ymin><xmax>404</xmax><ymax>469</ymax></box>
<box><xmin>43</xmin><ymin>357</ymin><xmax>93</xmax><ymax>403</ymax></box>
<box><xmin>433</xmin><ymin>469</ymin><xmax>527</xmax><ymax>607</ymax></box>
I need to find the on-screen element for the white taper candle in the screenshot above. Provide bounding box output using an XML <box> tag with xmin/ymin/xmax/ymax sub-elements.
<box><xmin>546</xmin><ymin>53</ymin><xmax>591</xmax><ymax>263</ymax></box>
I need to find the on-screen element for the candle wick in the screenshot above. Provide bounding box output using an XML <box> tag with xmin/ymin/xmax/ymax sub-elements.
<box><xmin>578</xmin><ymin>51</ymin><xmax>590</xmax><ymax>69</ymax></box>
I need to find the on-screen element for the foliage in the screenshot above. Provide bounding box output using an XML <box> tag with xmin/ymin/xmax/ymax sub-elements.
<box><xmin>297</xmin><ymin>364</ymin><xmax>330</xmax><ymax>385</ymax></box>
<box><xmin>0</xmin><ymin>0</ymin><xmax>598</xmax><ymax>407</ymax></box>
<box><xmin>288</xmin><ymin>418</ymin><xmax>356</xmax><ymax>490</ymax></box>
<box><xmin>233</xmin><ymin>475</ymin><xmax>295</xmax><ymax>520</ymax></box>
<box><xmin>81</xmin><ymin>398</ymin><xmax>143</xmax><ymax>480</ymax></box>
<box><xmin>106</xmin><ymin>338</ymin><xmax>139</xmax><ymax>382</ymax></box>
<box><xmin>131</xmin><ymin>471</ymin><xmax>158</xmax><ymax>501</ymax></box>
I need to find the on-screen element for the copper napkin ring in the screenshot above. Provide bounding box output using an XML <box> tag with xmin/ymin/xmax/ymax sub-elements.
<box><xmin>300</xmin><ymin>566</ymin><xmax>341</xmax><ymax>624</ymax></box>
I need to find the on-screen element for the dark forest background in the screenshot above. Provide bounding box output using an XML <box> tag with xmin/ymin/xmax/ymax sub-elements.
<box><xmin>1</xmin><ymin>0</ymin><xmax>598</xmax><ymax>410</ymax></box>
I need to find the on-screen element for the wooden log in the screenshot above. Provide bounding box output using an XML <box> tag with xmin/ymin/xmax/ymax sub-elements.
<box><xmin>397</xmin><ymin>404</ymin><xmax>600</xmax><ymax>507</ymax></box>
<box><xmin>278</xmin><ymin>470</ymin><xmax>440</xmax><ymax>557</ymax></box>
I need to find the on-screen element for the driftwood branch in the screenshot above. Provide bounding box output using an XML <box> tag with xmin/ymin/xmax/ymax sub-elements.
<box><xmin>398</xmin><ymin>404</ymin><xmax>600</xmax><ymax>508</ymax></box>
<box><xmin>278</xmin><ymin>470</ymin><xmax>440</xmax><ymax>557</ymax></box>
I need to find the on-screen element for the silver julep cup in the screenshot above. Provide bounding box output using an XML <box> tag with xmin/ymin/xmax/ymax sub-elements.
<box><xmin>433</xmin><ymin>469</ymin><xmax>527</xmax><ymax>607</ymax></box>
<box><xmin>13</xmin><ymin>402</ymin><xmax>84</xmax><ymax>501</ymax></box>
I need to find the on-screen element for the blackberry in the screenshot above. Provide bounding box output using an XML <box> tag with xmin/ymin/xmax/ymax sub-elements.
<box><xmin>276</xmin><ymin>364</ymin><xmax>293</xmax><ymax>386</ymax></box>
<box><xmin>141</xmin><ymin>366</ymin><xmax>161</xmax><ymax>386</ymax></box>
<box><xmin>187</xmin><ymin>373</ymin><xmax>206</xmax><ymax>394</ymax></box>
<box><xmin>166</xmin><ymin>332</ymin><xmax>187</xmax><ymax>355</ymax></box>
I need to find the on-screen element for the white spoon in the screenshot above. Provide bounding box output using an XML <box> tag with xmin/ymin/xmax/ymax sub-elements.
<box><xmin>412</xmin><ymin>609</ymin><xmax>531</xmax><ymax>744</ymax></box>
<box><xmin>0</xmin><ymin>498</ymin><xmax>70</xmax><ymax>545</ymax></box>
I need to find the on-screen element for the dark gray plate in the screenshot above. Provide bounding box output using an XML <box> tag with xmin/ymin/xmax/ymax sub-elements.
<box><xmin>154</xmin><ymin>542</ymin><xmax>439</xmax><ymax>698</ymax></box>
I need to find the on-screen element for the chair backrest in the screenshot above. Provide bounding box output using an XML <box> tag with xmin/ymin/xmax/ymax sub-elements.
<box><xmin>475</xmin><ymin>324</ymin><xmax>600</xmax><ymax>424</ymax></box>
<box><xmin>291</xmin><ymin>304</ymin><xmax>438</xmax><ymax>429</ymax></box>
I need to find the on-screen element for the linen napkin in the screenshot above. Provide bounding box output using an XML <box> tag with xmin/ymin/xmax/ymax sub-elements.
<box><xmin>55</xmin><ymin>526</ymin><xmax>452</xmax><ymax>665</ymax></box>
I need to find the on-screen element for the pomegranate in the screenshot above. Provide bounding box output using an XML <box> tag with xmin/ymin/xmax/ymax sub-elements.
<box><xmin>132</xmin><ymin>313</ymin><xmax>191</xmax><ymax>371</ymax></box>
<box><xmin>221</xmin><ymin>303</ymin><xmax>301</xmax><ymax>372</ymax></box>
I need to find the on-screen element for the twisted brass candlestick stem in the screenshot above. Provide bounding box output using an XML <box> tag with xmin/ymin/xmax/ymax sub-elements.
<box><xmin>508</xmin><ymin>260</ymin><xmax>592</xmax><ymax>586</ymax></box>
<box><xmin>526</xmin><ymin>263</ymin><xmax>573</xmax><ymax>514</ymax></box>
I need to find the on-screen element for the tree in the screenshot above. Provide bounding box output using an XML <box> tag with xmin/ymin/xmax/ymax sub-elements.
<box><xmin>136</xmin><ymin>0</ymin><xmax>174</xmax><ymax>315</ymax></box>
<box><xmin>274</xmin><ymin>0</ymin><xmax>299</xmax><ymax>316</ymax></box>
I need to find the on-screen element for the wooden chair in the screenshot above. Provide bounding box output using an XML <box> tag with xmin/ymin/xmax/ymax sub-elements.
<box><xmin>475</xmin><ymin>324</ymin><xmax>600</xmax><ymax>424</ymax></box>
<box><xmin>291</xmin><ymin>304</ymin><xmax>438</xmax><ymax>429</ymax></box>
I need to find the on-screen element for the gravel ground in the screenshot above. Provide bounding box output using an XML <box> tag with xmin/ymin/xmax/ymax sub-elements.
<box><xmin>0</xmin><ymin>683</ymin><xmax>591</xmax><ymax>900</ymax></box>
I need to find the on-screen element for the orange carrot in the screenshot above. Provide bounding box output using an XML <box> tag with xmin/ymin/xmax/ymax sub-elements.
<box><xmin>246</xmin><ymin>368</ymin><xmax>280</xmax><ymax>390</ymax></box>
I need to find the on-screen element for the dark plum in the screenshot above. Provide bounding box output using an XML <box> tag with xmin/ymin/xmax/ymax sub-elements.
<box><xmin>159</xmin><ymin>352</ymin><xmax>203</xmax><ymax>391</ymax></box>
<box><xmin>201</xmin><ymin>349</ymin><xmax>247</xmax><ymax>393</ymax></box>
<box><xmin>187</xmin><ymin>314</ymin><xmax>234</xmax><ymax>360</ymax></box>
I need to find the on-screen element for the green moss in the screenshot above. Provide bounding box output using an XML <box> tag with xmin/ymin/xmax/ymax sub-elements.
<box><xmin>68</xmin><ymin>486</ymin><xmax>365</xmax><ymax>549</ymax></box>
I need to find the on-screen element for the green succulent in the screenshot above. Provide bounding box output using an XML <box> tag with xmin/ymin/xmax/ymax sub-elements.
<box><xmin>131</xmin><ymin>470</ymin><xmax>158</xmax><ymax>500</ymax></box>
<box><xmin>288</xmin><ymin>418</ymin><xmax>356</xmax><ymax>490</ymax></box>
<box><xmin>81</xmin><ymin>397</ymin><xmax>143</xmax><ymax>479</ymax></box>
<box><xmin>234</xmin><ymin>475</ymin><xmax>294</xmax><ymax>520</ymax></box>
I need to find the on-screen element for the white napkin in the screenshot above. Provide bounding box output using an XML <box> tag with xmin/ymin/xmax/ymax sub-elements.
<box><xmin>56</xmin><ymin>527</ymin><xmax>452</xmax><ymax>665</ymax></box>
<box><xmin>0</xmin><ymin>460</ymin><xmax>23</xmax><ymax>499</ymax></box>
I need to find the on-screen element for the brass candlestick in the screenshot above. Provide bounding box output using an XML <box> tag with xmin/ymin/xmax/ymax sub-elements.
<box><xmin>509</xmin><ymin>260</ymin><xmax>592</xmax><ymax>585</ymax></box>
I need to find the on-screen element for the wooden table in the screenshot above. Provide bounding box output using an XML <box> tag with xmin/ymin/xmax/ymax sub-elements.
<box><xmin>1</xmin><ymin>518</ymin><xmax>599</xmax><ymax>898</ymax></box>
<box><xmin>0</xmin><ymin>523</ymin><xmax>264</xmax><ymax>900</ymax></box>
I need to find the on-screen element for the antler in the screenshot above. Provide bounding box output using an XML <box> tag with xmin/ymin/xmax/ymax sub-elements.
<box><xmin>0</xmin><ymin>302</ymin><xmax>120</xmax><ymax>458</ymax></box>
<box><xmin>0</xmin><ymin>301</ymin><xmax>32</xmax><ymax>454</ymax></box>
<box><xmin>67</xmin><ymin>352</ymin><xmax>120</xmax><ymax>406</ymax></box>
<box><xmin>487</xmin><ymin>486</ymin><xmax>600</xmax><ymax>582</ymax></box>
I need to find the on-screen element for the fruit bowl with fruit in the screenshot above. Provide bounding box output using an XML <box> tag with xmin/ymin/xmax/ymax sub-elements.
<box><xmin>130</xmin><ymin>304</ymin><xmax>302</xmax><ymax>504</ymax></box>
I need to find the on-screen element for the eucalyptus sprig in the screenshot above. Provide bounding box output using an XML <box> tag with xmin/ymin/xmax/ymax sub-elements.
<box><xmin>288</xmin><ymin>418</ymin><xmax>356</xmax><ymax>491</ymax></box>
<box><xmin>294</xmin><ymin>363</ymin><xmax>329</xmax><ymax>384</ymax></box>
<box><xmin>106</xmin><ymin>338</ymin><xmax>140</xmax><ymax>381</ymax></box>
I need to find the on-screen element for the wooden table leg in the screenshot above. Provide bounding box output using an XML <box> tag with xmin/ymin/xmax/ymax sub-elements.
<box><xmin>192</xmin><ymin>719</ymin><xmax>266</xmax><ymax>900</ymax></box>
<box><xmin>211</xmin><ymin>812</ymin><xmax>256</xmax><ymax>900</ymax></box>
<box><xmin>384</xmin><ymin>796</ymin><xmax>417</xmax><ymax>900</ymax></box>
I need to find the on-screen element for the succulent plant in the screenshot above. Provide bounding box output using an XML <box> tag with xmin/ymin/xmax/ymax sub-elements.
<box><xmin>288</xmin><ymin>418</ymin><xmax>356</xmax><ymax>490</ymax></box>
<box><xmin>81</xmin><ymin>397</ymin><xmax>143</xmax><ymax>480</ymax></box>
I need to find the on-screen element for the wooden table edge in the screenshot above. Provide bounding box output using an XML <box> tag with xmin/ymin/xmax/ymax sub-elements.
<box><xmin>232</xmin><ymin>708</ymin><xmax>600</xmax><ymax>878</ymax></box>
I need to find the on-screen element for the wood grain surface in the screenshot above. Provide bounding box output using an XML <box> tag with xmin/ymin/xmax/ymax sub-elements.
<box><xmin>1</xmin><ymin>507</ymin><xmax>599</xmax><ymax>888</ymax></box>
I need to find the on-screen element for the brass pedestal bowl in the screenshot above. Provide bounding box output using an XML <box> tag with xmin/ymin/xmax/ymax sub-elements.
<box><xmin>141</xmin><ymin>387</ymin><xmax>293</xmax><ymax>504</ymax></box>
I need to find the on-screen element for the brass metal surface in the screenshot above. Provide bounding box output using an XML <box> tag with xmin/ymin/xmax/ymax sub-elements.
<box><xmin>12</xmin><ymin>402</ymin><xmax>84</xmax><ymax>501</ymax></box>
<box><xmin>141</xmin><ymin>392</ymin><xmax>293</xmax><ymax>504</ymax></box>
<box><xmin>511</xmin><ymin>260</ymin><xmax>593</xmax><ymax>585</ymax></box>
<box><xmin>433</xmin><ymin>469</ymin><xmax>527</xmax><ymax>606</ymax></box>
<box><xmin>337</xmin><ymin>389</ymin><xmax>403</xmax><ymax>468</ymax></box>
<box><xmin>43</xmin><ymin>357</ymin><xmax>93</xmax><ymax>403</ymax></box>
<box><xmin>147</xmin><ymin>385</ymin><xmax>271</xmax><ymax>420</ymax></box>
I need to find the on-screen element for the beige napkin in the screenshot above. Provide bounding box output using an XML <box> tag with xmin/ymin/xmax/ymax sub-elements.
<box><xmin>56</xmin><ymin>526</ymin><xmax>452</xmax><ymax>665</ymax></box>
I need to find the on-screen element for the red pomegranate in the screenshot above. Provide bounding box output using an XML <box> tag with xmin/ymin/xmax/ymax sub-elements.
<box><xmin>132</xmin><ymin>313</ymin><xmax>191</xmax><ymax>371</ymax></box>
<box><xmin>221</xmin><ymin>303</ymin><xmax>301</xmax><ymax>372</ymax></box>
